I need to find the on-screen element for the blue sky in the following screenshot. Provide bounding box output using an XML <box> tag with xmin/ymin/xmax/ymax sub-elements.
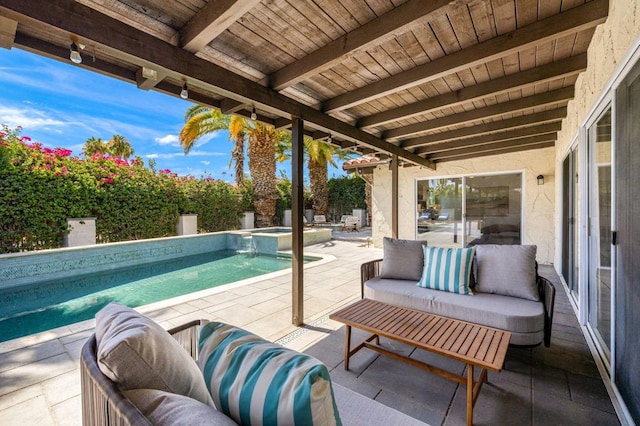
<box><xmin>0</xmin><ymin>48</ymin><xmax>347</xmax><ymax>181</ymax></box>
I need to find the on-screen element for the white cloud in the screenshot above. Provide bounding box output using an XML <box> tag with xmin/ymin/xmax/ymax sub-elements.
<box><xmin>144</xmin><ymin>150</ymin><xmax>225</xmax><ymax>160</ymax></box>
<box><xmin>154</xmin><ymin>134</ymin><xmax>179</xmax><ymax>146</ymax></box>
<box><xmin>201</xmin><ymin>160</ymin><xmax>211</xmax><ymax>165</ymax></box>
<box><xmin>0</xmin><ymin>105</ymin><xmax>66</xmax><ymax>130</ymax></box>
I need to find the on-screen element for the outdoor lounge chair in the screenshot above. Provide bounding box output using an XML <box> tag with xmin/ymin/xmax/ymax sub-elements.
<box><xmin>313</xmin><ymin>215</ymin><xmax>331</xmax><ymax>226</ymax></box>
<box><xmin>341</xmin><ymin>216</ymin><xmax>359</xmax><ymax>232</ymax></box>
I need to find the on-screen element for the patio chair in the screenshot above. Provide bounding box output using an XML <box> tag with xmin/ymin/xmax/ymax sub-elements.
<box><xmin>341</xmin><ymin>216</ymin><xmax>359</xmax><ymax>232</ymax></box>
<box><xmin>313</xmin><ymin>215</ymin><xmax>330</xmax><ymax>226</ymax></box>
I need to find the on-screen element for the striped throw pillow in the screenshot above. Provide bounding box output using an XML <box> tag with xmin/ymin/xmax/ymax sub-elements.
<box><xmin>198</xmin><ymin>322</ymin><xmax>342</xmax><ymax>426</ymax></box>
<box><xmin>417</xmin><ymin>246</ymin><xmax>475</xmax><ymax>295</ymax></box>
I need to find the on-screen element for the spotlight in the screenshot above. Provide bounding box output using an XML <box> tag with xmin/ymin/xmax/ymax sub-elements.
<box><xmin>69</xmin><ymin>42</ymin><xmax>82</xmax><ymax>64</ymax></box>
<box><xmin>251</xmin><ymin>107</ymin><xmax>257</xmax><ymax>120</ymax></box>
<box><xmin>180</xmin><ymin>83</ymin><xmax>188</xmax><ymax>99</ymax></box>
<box><xmin>327</xmin><ymin>134</ymin><xmax>332</xmax><ymax>144</ymax></box>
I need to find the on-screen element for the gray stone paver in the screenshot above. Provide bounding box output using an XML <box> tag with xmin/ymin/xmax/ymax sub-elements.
<box><xmin>0</xmin><ymin>238</ymin><xmax>621</xmax><ymax>425</ymax></box>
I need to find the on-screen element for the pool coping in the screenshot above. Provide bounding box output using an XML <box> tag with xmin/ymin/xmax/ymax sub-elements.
<box><xmin>0</xmin><ymin>250</ymin><xmax>336</xmax><ymax>354</ymax></box>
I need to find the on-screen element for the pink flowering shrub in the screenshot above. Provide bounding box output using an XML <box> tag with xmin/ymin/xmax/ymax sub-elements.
<box><xmin>0</xmin><ymin>125</ymin><xmax>248</xmax><ymax>253</ymax></box>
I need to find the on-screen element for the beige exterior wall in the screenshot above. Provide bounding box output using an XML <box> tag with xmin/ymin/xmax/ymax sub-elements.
<box><xmin>553</xmin><ymin>0</ymin><xmax>640</xmax><ymax>266</ymax></box>
<box><xmin>372</xmin><ymin>146</ymin><xmax>556</xmax><ymax>264</ymax></box>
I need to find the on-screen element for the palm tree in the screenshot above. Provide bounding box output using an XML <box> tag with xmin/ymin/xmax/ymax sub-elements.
<box><xmin>180</xmin><ymin>106</ymin><xmax>246</xmax><ymax>186</ymax></box>
<box><xmin>108</xmin><ymin>134</ymin><xmax>134</xmax><ymax>160</ymax></box>
<box><xmin>180</xmin><ymin>106</ymin><xmax>288</xmax><ymax>227</ymax></box>
<box><xmin>82</xmin><ymin>136</ymin><xmax>107</xmax><ymax>157</ymax></box>
<box><xmin>278</xmin><ymin>136</ymin><xmax>353</xmax><ymax>217</ymax></box>
<box><xmin>306</xmin><ymin>140</ymin><xmax>351</xmax><ymax>216</ymax></box>
<box><xmin>248</xmin><ymin>123</ymin><xmax>281</xmax><ymax>227</ymax></box>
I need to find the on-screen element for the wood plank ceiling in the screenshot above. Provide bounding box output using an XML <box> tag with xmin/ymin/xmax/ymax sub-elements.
<box><xmin>0</xmin><ymin>0</ymin><xmax>609</xmax><ymax>169</ymax></box>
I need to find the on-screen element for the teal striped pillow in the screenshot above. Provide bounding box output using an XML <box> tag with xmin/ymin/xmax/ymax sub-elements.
<box><xmin>198</xmin><ymin>322</ymin><xmax>342</xmax><ymax>426</ymax></box>
<box><xmin>417</xmin><ymin>246</ymin><xmax>475</xmax><ymax>295</ymax></box>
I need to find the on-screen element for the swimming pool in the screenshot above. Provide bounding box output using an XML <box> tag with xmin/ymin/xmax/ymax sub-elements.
<box><xmin>0</xmin><ymin>250</ymin><xmax>318</xmax><ymax>343</ymax></box>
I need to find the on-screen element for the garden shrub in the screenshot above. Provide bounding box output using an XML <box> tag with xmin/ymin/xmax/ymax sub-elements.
<box><xmin>0</xmin><ymin>125</ymin><xmax>246</xmax><ymax>253</ymax></box>
<box><xmin>328</xmin><ymin>175</ymin><xmax>366</xmax><ymax>220</ymax></box>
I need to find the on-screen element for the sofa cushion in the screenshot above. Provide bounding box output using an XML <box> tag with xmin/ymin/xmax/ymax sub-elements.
<box><xmin>332</xmin><ymin>383</ymin><xmax>425</xmax><ymax>426</ymax></box>
<box><xmin>364</xmin><ymin>277</ymin><xmax>544</xmax><ymax>346</ymax></box>
<box><xmin>95</xmin><ymin>303</ymin><xmax>214</xmax><ymax>407</ymax></box>
<box><xmin>198</xmin><ymin>322</ymin><xmax>342</xmax><ymax>426</ymax></box>
<box><xmin>124</xmin><ymin>389</ymin><xmax>237</xmax><ymax>426</ymax></box>
<box><xmin>417</xmin><ymin>246</ymin><xmax>475</xmax><ymax>295</ymax></box>
<box><xmin>475</xmin><ymin>244</ymin><xmax>539</xmax><ymax>301</ymax></box>
<box><xmin>380</xmin><ymin>237</ymin><xmax>427</xmax><ymax>281</ymax></box>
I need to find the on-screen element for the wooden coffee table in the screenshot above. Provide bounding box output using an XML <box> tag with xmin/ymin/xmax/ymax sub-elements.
<box><xmin>329</xmin><ymin>298</ymin><xmax>511</xmax><ymax>426</ymax></box>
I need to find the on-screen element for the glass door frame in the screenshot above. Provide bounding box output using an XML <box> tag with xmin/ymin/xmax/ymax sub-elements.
<box><xmin>585</xmin><ymin>99</ymin><xmax>616</xmax><ymax>371</ymax></box>
<box><xmin>561</xmin><ymin>137</ymin><xmax>580</xmax><ymax>307</ymax></box>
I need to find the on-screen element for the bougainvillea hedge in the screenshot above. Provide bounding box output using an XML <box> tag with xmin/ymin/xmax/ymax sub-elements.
<box><xmin>0</xmin><ymin>125</ymin><xmax>249</xmax><ymax>253</ymax></box>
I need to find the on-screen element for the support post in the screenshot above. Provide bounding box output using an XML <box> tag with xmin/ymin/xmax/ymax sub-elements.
<box><xmin>391</xmin><ymin>154</ymin><xmax>399</xmax><ymax>238</ymax></box>
<box><xmin>291</xmin><ymin>116</ymin><xmax>304</xmax><ymax>326</ymax></box>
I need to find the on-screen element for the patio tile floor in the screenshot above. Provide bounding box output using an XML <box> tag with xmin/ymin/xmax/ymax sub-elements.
<box><xmin>0</xmin><ymin>237</ymin><xmax>620</xmax><ymax>425</ymax></box>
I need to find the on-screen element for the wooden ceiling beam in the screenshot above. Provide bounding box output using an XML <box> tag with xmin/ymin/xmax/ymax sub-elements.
<box><xmin>0</xmin><ymin>15</ymin><xmax>17</xmax><ymax>49</ymax></box>
<box><xmin>425</xmin><ymin>133</ymin><xmax>557</xmax><ymax>159</ymax></box>
<box><xmin>14</xmin><ymin>32</ymin><xmax>138</xmax><ymax>83</ymax></box>
<box><xmin>0</xmin><ymin>0</ymin><xmax>434</xmax><ymax>169</ymax></box>
<box><xmin>430</xmin><ymin>141</ymin><xmax>556</xmax><ymax>163</ymax></box>
<box><xmin>358</xmin><ymin>54</ymin><xmax>586</xmax><ymax>129</ymax></box>
<box><xmin>135</xmin><ymin>66</ymin><xmax>167</xmax><ymax>90</ymax></box>
<box><xmin>413</xmin><ymin>123</ymin><xmax>563</xmax><ymax>155</ymax></box>
<box><xmin>384</xmin><ymin>87</ymin><xmax>574</xmax><ymax>140</ymax></box>
<box><xmin>274</xmin><ymin>118</ymin><xmax>291</xmax><ymax>130</ymax></box>
<box><xmin>323</xmin><ymin>0</ymin><xmax>608</xmax><ymax>113</ymax></box>
<box><xmin>180</xmin><ymin>0</ymin><xmax>260</xmax><ymax>52</ymax></box>
<box><xmin>220</xmin><ymin>98</ymin><xmax>246</xmax><ymax>114</ymax></box>
<box><xmin>400</xmin><ymin>107</ymin><xmax>567</xmax><ymax>148</ymax></box>
<box><xmin>269</xmin><ymin>0</ymin><xmax>456</xmax><ymax>91</ymax></box>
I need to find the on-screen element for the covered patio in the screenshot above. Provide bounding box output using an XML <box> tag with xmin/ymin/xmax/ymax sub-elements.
<box><xmin>0</xmin><ymin>240</ymin><xmax>619</xmax><ymax>425</ymax></box>
<box><xmin>0</xmin><ymin>0</ymin><xmax>638</xmax><ymax>424</ymax></box>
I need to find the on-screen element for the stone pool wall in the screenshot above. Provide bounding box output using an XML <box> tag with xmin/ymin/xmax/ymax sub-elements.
<box><xmin>0</xmin><ymin>232</ymin><xmax>231</xmax><ymax>288</ymax></box>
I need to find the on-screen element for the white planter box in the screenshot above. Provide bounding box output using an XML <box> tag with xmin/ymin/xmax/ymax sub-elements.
<box><xmin>177</xmin><ymin>214</ymin><xmax>198</xmax><ymax>236</ymax></box>
<box><xmin>64</xmin><ymin>218</ymin><xmax>96</xmax><ymax>247</ymax></box>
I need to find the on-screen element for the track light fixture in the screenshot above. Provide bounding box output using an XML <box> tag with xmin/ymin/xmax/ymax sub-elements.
<box><xmin>180</xmin><ymin>82</ymin><xmax>189</xmax><ymax>99</ymax></box>
<box><xmin>69</xmin><ymin>42</ymin><xmax>82</xmax><ymax>64</ymax></box>
<box><xmin>250</xmin><ymin>107</ymin><xmax>257</xmax><ymax>120</ymax></box>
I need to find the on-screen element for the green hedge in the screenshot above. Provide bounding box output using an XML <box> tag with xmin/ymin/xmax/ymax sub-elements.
<box><xmin>0</xmin><ymin>125</ymin><xmax>247</xmax><ymax>253</ymax></box>
<box><xmin>328</xmin><ymin>175</ymin><xmax>366</xmax><ymax>219</ymax></box>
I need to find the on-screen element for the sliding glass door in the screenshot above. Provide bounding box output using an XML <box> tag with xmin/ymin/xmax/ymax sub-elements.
<box><xmin>465</xmin><ymin>174</ymin><xmax>522</xmax><ymax>246</ymax></box>
<box><xmin>562</xmin><ymin>147</ymin><xmax>580</xmax><ymax>301</ymax></box>
<box><xmin>416</xmin><ymin>178</ymin><xmax>462</xmax><ymax>248</ymax></box>
<box><xmin>416</xmin><ymin>173</ymin><xmax>522</xmax><ymax>247</ymax></box>
<box><xmin>588</xmin><ymin>107</ymin><xmax>612</xmax><ymax>362</ymax></box>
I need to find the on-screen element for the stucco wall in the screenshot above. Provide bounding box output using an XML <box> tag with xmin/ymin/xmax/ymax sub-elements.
<box><xmin>553</xmin><ymin>0</ymin><xmax>640</xmax><ymax>267</ymax></box>
<box><xmin>372</xmin><ymin>147</ymin><xmax>556</xmax><ymax>264</ymax></box>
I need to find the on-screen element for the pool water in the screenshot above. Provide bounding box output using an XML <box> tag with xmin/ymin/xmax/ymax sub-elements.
<box><xmin>0</xmin><ymin>250</ymin><xmax>314</xmax><ymax>343</ymax></box>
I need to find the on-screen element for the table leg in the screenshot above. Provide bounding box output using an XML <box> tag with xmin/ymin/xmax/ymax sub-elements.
<box><xmin>467</xmin><ymin>364</ymin><xmax>474</xmax><ymax>426</ymax></box>
<box><xmin>344</xmin><ymin>325</ymin><xmax>352</xmax><ymax>370</ymax></box>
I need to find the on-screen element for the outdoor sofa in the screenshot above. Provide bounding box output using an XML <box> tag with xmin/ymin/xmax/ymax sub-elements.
<box><xmin>80</xmin><ymin>303</ymin><xmax>427</xmax><ymax>425</ymax></box>
<box><xmin>360</xmin><ymin>239</ymin><xmax>555</xmax><ymax>347</ymax></box>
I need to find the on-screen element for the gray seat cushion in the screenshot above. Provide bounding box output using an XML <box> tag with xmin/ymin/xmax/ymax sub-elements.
<box><xmin>364</xmin><ymin>277</ymin><xmax>544</xmax><ymax>346</ymax></box>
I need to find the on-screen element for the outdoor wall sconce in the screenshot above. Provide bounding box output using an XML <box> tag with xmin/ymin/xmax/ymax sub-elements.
<box><xmin>69</xmin><ymin>42</ymin><xmax>82</xmax><ymax>64</ymax></box>
<box><xmin>537</xmin><ymin>174</ymin><xmax>544</xmax><ymax>185</ymax></box>
<box><xmin>180</xmin><ymin>82</ymin><xmax>189</xmax><ymax>99</ymax></box>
